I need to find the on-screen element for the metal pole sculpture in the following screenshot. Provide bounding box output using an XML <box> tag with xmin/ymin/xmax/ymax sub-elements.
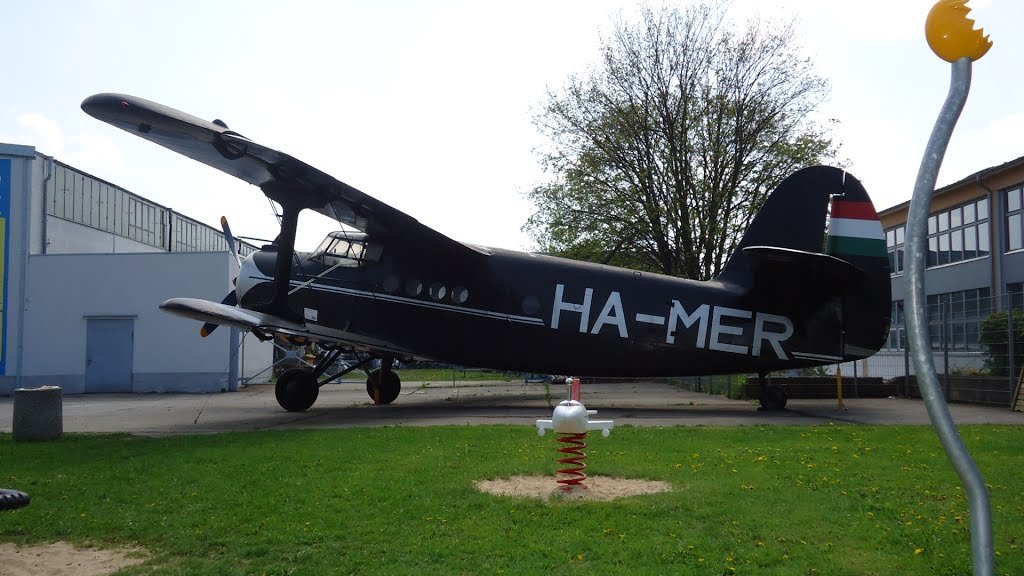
<box><xmin>536</xmin><ymin>378</ymin><xmax>614</xmax><ymax>491</ymax></box>
<box><xmin>907</xmin><ymin>2</ymin><xmax>993</xmax><ymax>574</ymax></box>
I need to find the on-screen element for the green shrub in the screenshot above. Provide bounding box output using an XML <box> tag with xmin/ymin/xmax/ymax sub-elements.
<box><xmin>978</xmin><ymin>309</ymin><xmax>1024</xmax><ymax>375</ymax></box>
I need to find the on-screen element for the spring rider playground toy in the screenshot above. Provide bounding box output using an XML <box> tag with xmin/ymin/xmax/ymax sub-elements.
<box><xmin>536</xmin><ymin>377</ymin><xmax>614</xmax><ymax>491</ymax></box>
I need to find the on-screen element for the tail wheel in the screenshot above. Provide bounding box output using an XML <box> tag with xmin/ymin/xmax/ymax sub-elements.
<box><xmin>759</xmin><ymin>385</ymin><xmax>787</xmax><ymax>411</ymax></box>
<box><xmin>366</xmin><ymin>369</ymin><xmax>401</xmax><ymax>405</ymax></box>
<box><xmin>275</xmin><ymin>368</ymin><xmax>319</xmax><ymax>412</ymax></box>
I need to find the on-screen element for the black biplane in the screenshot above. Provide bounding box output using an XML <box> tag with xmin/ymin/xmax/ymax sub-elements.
<box><xmin>82</xmin><ymin>93</ymin><xmax>891</xmax><ymax>412</ymax></box>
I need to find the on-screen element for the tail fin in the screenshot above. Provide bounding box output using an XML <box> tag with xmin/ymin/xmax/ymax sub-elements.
<box><xmin>718</xmin><ymin>166</ymin><xmax>838</xmax><ymax>282</ymax></box>
<box><xmin>717</xmin><ymin>165</ymin><xmax>892</xmax><ymax>359</ymax></box>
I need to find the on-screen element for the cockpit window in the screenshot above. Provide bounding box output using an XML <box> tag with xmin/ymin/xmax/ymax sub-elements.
<box><xmin>313</xmin><ymin>232</ymin><xmax>383</xmax><ymax>267</ymax></box>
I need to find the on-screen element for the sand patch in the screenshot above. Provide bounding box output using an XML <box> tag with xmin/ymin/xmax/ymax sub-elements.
<box><xmin>476</xmin><ymin>475</ymin><xmax>672</xmax><ymax>501</ymax></box>
<box><xmin>0</xmin><ymin>542</ymin><xmax>146</xmax><ymax>576</ymax></box>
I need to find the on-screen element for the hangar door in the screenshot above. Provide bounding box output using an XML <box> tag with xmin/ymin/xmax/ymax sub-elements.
<box><xmin>85</xmin><ymin>318</ymin><xmax>134</xmax><ymax>393</ymax></box>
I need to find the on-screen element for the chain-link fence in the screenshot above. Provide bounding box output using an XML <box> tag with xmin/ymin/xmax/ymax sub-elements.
<box><xmin>673</xmin><ymin>291</ymin><xmax>1023</xmax><ymax>407</ymax></box>
<box><xmin>675</xmin><ymin>375</ymin><xmax>747</xmax><ymax>399</ymax></box>
<box><xmin>857</xmin><ymin>290</ymin><xmax>1020</xmax><ymax>407</ymax></box>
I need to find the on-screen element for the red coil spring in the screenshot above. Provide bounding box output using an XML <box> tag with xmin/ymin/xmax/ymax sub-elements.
<box><xmin>556</xmin><ymin>432</ymin><xmax>588</xmax><ymax>491</ymax></box>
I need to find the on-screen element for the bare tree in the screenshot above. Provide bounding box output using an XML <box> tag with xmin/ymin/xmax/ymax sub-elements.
<box><xmin>525</xmin><ymin>1</ymin><xmax>837</xmax><ymax>280</ymax></box>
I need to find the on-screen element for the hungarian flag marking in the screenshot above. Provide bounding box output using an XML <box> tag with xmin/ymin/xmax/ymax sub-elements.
<box><xmin>826</xmin><ymin>200</ymin><xmax>886</xmax><ymax>258</ymax></box>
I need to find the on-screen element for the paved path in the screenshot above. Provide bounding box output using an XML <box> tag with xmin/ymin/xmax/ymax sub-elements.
<box><xmin>1</xmin><ymin>380</ymin><xmax>1022</xmax><ymax>436</ymax></box>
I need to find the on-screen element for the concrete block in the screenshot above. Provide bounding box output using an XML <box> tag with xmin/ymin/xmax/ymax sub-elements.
<box><xmin>13</xmin><ymin>386</ymin><xmax>63</xmax><ymax>441</ymax></box>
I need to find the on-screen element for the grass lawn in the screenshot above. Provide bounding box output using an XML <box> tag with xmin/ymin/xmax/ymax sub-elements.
<box><xmin>1</xmin><ymin>425</ymin><xmax>1021</xmax><ymax>575</ymax></box>
<box><xmin>393</xmin><ymin>368</ymin><xmax>521</xmax><ymax>382</ymax></box>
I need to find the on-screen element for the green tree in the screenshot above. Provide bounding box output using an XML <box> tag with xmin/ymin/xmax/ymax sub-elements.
<box><xmin>525</xmin><ymin>1</ymin><xmax>838</xmax><ymax>280</ymax></box>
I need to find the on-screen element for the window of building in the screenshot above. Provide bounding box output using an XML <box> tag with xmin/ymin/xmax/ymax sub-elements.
<box><xmin>45</xmin><ymin>160</ymin><xmax>258</xmax><ymax>256</ymax></box>
<box><xmin>886</xmin><ymin>199</ymin><xmax>989</xmax><ymax>275</ymax></box>
<box><xmin>925</xmin><ymin>198</ymin><xmax>989</xmax><ymax>267</ymax></box>
<box><xmin>886</xmin><ymin>300</ymin><xmax>905</xmax><ymax>349</ymax></box>
<box><xmin>47</xmin><ymin>159</ymin><xmax>261</xmax><ymax>256</ymax></box>
<box><xmin>47</xmin><ymin>162</ymin><xmax>167</xmax><ymax>251</ymax></box>
<box><xmin>925</xmin><ymin>288</ymin><xmax>992</xmax><ymax>351</ymax></box>
<box><xmin>886</xmin><ymin>225</ymin><xmax>905</xmax><ymax>275</ymax></box>
<box><xmin>1004</xmin><ymin>186</ymin><xmax>1024</xmax><ymax>252</ymax></box>
<box><xmin>1008</xmin><ymin>282</ymin><xmax>1024</xmax><ymax>311</ymax></box>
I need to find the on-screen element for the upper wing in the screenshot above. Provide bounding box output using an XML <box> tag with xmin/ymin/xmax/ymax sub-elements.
<box><xmin>81</xmin><ymin>93</ymin><xmax>482</xmax><ymax>257</ymax></box>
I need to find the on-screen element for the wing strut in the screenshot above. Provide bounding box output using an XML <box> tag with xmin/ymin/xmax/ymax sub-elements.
<box><xmin>255</xmin><ymin>181</ymin><xmax>305</xmax><ymax>321</ymax></box>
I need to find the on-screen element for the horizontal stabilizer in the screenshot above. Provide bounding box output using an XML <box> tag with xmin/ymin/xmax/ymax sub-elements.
<box><xmin>742</xmin><ymin>246</ymin><xmax>863</xmax><ymax>291</ymax></box>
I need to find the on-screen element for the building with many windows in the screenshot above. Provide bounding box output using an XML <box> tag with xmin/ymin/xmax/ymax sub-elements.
<box><xmin>876</xmin><ymin>154</ymin><xmax>1024</xmax><ymax>379</ymax></box>
<box><xmin>0</xmin><ymin>143</ymin><xmax>272</xmax><ymax>395</ymax></box>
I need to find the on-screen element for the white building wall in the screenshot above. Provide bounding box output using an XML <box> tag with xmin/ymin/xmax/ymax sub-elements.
<box><xmin>240</xmin><ymin>334</ymin><xmax>274</xmax><ymax>381</ymax></box>
<box><xmin>3</xmin><ymin>251</ymin><xmax>273</xmax><ymax>394</ymax></box>
<box><xmin>1</xmin><ymin>145</ymin><xmax>274</xmax><ymax>394</ymax></box>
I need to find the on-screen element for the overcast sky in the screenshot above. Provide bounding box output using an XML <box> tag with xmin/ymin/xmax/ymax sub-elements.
<box><xmin>1</xmin><ymin>0</ymin><xmax>1020</xmax><ymax>252</ymax></box>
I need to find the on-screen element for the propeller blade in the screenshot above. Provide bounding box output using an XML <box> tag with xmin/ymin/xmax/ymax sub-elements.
<box><xmin>200</xmin><ymin>291</ymin><xmax>238</xmax><ymax>337</ymax></box>
<box><xmin>203</xmin><ymin>216</ymin><xmax>243</xmax><ymax>337</ymax></box>
<box><xmin>220</xmin><ymin>215</ymin><xmax>242</xmax><ymax>269</ymax></box>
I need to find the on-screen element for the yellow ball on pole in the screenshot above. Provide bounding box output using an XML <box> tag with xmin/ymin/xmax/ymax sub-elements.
<box><xmin>925</xmin><ymin>0</ymin><xmax>992</xmax><ymax>62</ymax></box>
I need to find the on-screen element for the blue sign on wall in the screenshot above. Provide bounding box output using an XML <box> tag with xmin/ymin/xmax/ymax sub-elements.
<box><xmin>0</xmin><ymin>158</ymin><xmax>9</xmax><ymax>375</ymax></box>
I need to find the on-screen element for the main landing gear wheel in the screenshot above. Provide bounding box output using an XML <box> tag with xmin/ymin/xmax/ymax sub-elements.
<box><xmin>275</xmin><ymin>368</ymin><xmax>319</xmax><ymax>412</ymax></box>
<box><xmin>0</xmin><ymin>489</ymin><xmax>30</xmax><ymax>511</ymax></box>
<box><xmin>759</xmin><ymin>385</ymin><xmax>787</xmax><ymax>411</ymax></box>
<box><xmin>366</xmin><ymin>369</ymin><xmax>401</xmax><ymax>405</ymax></box>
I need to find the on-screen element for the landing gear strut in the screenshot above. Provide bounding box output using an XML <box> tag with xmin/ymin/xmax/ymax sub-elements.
<box><xmin>757</xmin><ymin>372</ymin><xmax>787</xmax><ymax>411</ymax></box>
<box><xmin>274</xmin><ymin>348</ymin><xmax>355</xmax><ymax>412</ymax></box>
<box><xmin>273</xmin><ymin>351</ymin><xmax>402</xmax><ymax>411</ymax></box>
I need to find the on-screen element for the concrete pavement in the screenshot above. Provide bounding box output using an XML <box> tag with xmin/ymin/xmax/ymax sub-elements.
<box><xmin>1</xmin><ymin>379</ymin><xmax>1022</xmax><ymax>436</ymax></box>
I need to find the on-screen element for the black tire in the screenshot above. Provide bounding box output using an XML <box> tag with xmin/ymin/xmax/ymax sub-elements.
<box><xmin>275</xmin><ymin>368</ymin><xmax>319</xmax><ymax>412</ymax></box>
<box><xmin>0</xmin><ymin>489</ymin><xmax>30</xmax><ymax>511</ymax></box>
<box><xmin>759</xmin><ymin>385</ymin><xmax>787</xmax><ymax>411</ymax></box>
<box><xmin>366</xmin><ymin>369</ymin><xmax>401</xmax><ymax>405</ymax></box>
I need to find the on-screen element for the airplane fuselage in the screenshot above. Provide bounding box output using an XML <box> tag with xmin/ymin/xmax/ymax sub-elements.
<box><xmin>238</xmin><ymin>244</ymin><xmax>849</xmax><ymax>377</ymax></box>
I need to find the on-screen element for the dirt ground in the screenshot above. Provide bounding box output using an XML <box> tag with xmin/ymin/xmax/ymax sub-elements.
<box><xmin>0</xmin><ymin>542</ymin><xmax>145</xmax><ymax>576</ymax></box>
<box><xmin>475</xmin><ymin>475</ymin><xmax>673</xmax><ymax>501</ymax></box>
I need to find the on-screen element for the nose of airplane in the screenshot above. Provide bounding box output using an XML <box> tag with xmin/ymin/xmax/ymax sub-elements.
<box><xmin>236</xmin><ymin>253</ymin><xmax>263</xmax><ymax>303</ymax></box>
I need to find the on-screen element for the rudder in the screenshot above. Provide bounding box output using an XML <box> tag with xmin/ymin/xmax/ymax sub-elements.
<box><xmin>825</xmin><ymin>175</ymin><xmax>892</xmax><ymax>358</ymax></box>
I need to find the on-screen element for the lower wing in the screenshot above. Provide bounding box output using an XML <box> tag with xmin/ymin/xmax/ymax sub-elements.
<box><xmin>160</xmin><ymin>298</ymin><xmax>415</xmax><ymax>356</ymax></box>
